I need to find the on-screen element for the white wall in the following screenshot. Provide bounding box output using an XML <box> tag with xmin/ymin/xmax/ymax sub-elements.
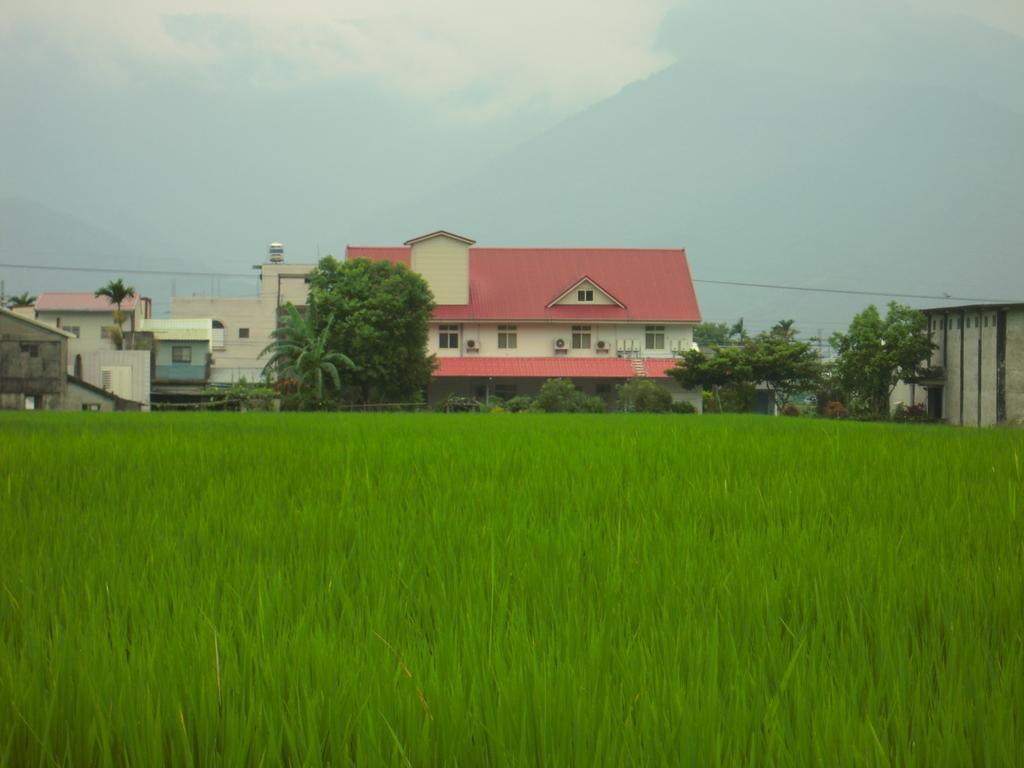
<box><xmin>431</xmin><ymin>322</ymin><xmax>694</xmax><ymax>358</ymax></box>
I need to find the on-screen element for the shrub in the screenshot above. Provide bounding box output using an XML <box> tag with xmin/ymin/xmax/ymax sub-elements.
<box><xmin>671</xmin><ymin>400</ymin><xmax>697</xmax><ymax>414</ymax></box>
<box><xmin>529</xmin><ymin>379</ymin><xmax>607</xmax><ymax>413</ymax></box>
<box><xmin>617</xmin><ymin>379</ymin><xmax>673</xmax><ymax>413</ymax></box>
<box><xmin>782</xmin><ymin>405</ymin><xmax>801</xmax><ymax>417</ymax></box>
<box><xmin>822</xmin><ymin>401</ymin><xmax>848</xmax><ymax>420</ymax></box>
<box><xmin>504</xmin><ymin>395</ymin><xmax>534</xmax><ymax>413</ymax></box>
<box><xmin>892</xmin><ymin>403</ymin><xmax>931</xmax><ymax>423</ymax></box>
<box><xmin>438</xmin><ymin>394</ymin><xmax>480</xmax><ymax>413</ymax></box>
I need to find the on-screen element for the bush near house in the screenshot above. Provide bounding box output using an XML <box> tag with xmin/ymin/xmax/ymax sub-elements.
<box><xmin>532</xmin><ymin>378</ymin><xmax>606</xmax><ymax>413</ymax></box>
<box><xmin>617</xmin><ymin>379</ymin><xmax>673</xmax><ymax>413</ymax></box>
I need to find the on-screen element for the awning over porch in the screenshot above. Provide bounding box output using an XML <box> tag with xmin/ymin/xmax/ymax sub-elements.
<box><xmin>433</xmin><ymin>357</ymin><xmax>678</xmax><ymax>379</ymax></box>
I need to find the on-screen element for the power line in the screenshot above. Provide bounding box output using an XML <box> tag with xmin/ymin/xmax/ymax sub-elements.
<box><xmin>0</xmin><ymin>260</ymin><xmax>1016</xmax><ymax>303</ymax></box>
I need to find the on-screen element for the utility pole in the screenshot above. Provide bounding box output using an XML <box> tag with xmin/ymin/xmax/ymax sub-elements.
<box><xmin>0</xmin><ymin>279</ymin><xmax>5</xmax><ymax>308</ymax></box>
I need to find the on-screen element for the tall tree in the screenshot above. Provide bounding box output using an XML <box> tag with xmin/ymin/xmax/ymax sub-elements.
<box><xmin>307</xmin><ymin>256</ymin><xmax>435</xmax><ymax>404</ymax></box>
<box><xmin>260</xmin><ymin>304</ymin><xmax>354</xmax><ymax>410</ymax></box>
<box><xmin>6</xmin><ymin>292</ymin><xmax>36</xmax><ymax>308</ymax></box>
<box><xmin>94</xmin><ymin>278</ymin><xmax>136</xmax><ymax>349</ymax></box>
<box><xmin>745</xmin><ymin>330</ymin><xmax>822</xmax><ymax>409</ymax></box>
<box><xmin>669</xmin><ymin>345</ymin><xmax>753</xmax><ymax>412</ymax></box>
<box><xmin>830</xmin><ymin>302</ymin><xmax>934</xmax><ymax>419</ymax></box>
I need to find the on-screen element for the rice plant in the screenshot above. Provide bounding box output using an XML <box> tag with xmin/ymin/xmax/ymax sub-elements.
<box><xmin>1</xmin><ymin>413</ymin><xmax>1021</xmax><ymax>766</ymax></box>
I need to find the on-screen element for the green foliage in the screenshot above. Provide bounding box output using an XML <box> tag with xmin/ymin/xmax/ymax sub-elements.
<box><xmin>670</xmin><ymin>399</ymin><xmax>697</xmax><ymax>414</ymax></box>
<box><xmin>437</xmin><ymin>394</ymin><xmax>480</xmax><ymax>412</ymax></box>
<box><xmin>617</xmin><ymin>378</ymin><xmax>673</xmax><ymax>413</ymax></box>
<box><xmin>202</xmin><ymin>378</ymin><xmax>277</xmax><ymax>411</ymax></box>
<box><xmin>892</xmin><ymin>403</ymin><xmax>932</xmax><ymax>423</ymax></box>
<box><xmin>673</xmin><ymin>323</ymin><xmax>822</xmax><ymax>412</ymax></box>
<box><xmin>260</xmin><ymin>304</ymin><xmax>354</xmax><ymax>410</ymax></box>
<box><xmin>2</xmin><ymin>413</ymin><xmax>1021</xmax><ymax>765</ymax></box>
<box><xmin>6</xmin><ymin>291</ymin><xmax>36</xmax><ymax>308</ymax></box>
<box><xmin>503</xmin><ymin>395</ymin><xmax>534</xmax><ymax>413</ymax></box>
<box><xmin>532</xmin><ymin>378</ymin><xmax>605</xmax><ymax>413</ymax></box>
<box><xmin>692</xmin><ymin>321</ymin><xmax>732</xmax><ymax>350</ymax></box>
<box><xmin>744</xmin><ymin>330</ymin><xmax>823</xmax><ymax>409</ymax></box>
<box><xmin>94</xmin><ymin>279</ymin><xmax>135</xmax><ymax>310</ymax></box>
<box><xmin>831</xmin><ymin>302</ymin><xmax>934</xmax><ymax>420</ymax></box>
<box><xmin>308</xmin><ymin>256</ymin><xmax>435</xmax><ymax>404</ymax></box>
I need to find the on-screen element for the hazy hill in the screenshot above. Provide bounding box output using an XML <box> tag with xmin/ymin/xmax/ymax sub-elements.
<box><xmin>357</xmin><ymin>0</ymin><xmax>1024</xmax><ymax>331</ymax></box>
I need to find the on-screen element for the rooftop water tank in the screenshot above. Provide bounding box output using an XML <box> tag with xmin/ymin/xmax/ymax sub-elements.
<box><xmin>268</xmin><ymin>242</ymin><xmax>284</xmax><ymax>263</ymax></box>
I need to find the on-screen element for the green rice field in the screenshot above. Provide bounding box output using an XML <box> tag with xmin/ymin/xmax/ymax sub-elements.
<box><xmin>1</xmin><ymin>413</ymin><xmax>1022</xmax><ymax>766</ymax></box>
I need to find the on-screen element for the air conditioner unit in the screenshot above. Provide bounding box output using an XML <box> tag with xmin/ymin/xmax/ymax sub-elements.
<box><xmin>596</xmin><ymin>340</ymin><xmax>609</xmax><ymax>353</ymax></box>
<box><xmin>465</xmin><ymin>339</ymin><xmax>479</xmax><ymax>353</ymax></box>
<box><xmin>554</xmin><ymin>338</ymin><xmax>567</xmax><ymax>353</ymax></box>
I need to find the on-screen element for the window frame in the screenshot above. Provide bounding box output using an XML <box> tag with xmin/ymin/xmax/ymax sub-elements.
<box><xmin>171</xmin><ymin>346</ymin><xmax>193</xmax><ymax>364</ymax></box>
<box><xmin>571</xmin><ymin>325</ymin><xmax>592</xmax><ymax>349</ymax></box>
<box><xmin>439</xmin><ymin>324</ymin><xmax>460</xmax><ymax>349</ymax></box>
<box><xmin>577</xmin><ymin>289</ymin><xmax>594</xmax><ymax>302</ymax></box>
<box><xmin>238</xmin><ymin>327</ymin><xmax>250</xmax><ymax>339</ymax></box>
<box><xmin>497</xmin><ymin>324</ymin><xmax>518</xmax><ymax>349</ymax></box>
<box><xmin>20</xmin><ymin>342</ymin><xmax>40</xmax><ymax>358</ymax></box>
<box><xmin>645</xmin><ymin>325</ymin><xmax>666</xmax><ymax>350</ymax></box>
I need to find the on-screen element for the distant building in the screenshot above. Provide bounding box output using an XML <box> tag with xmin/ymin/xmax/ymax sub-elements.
<box><xmin>171</xmin><ymin>231</ymin><xmax>702</xmax><ymax>407</ymax></box>
<box><xmin>33</xmin><ymin>292</ymin><xmax>152</xmax><ymax>375</ymax></box>
<box><xmin>172</xmin><ymin>262</ymin><xmax>312</xmax><ymax>384</ymax></box>
<box><xmin>140</xmin><ymin>318</ymin><xmax>214</xmax><ymax>402</ymax></box>
<box><xmin>905</xmin><ymin>304</ymin><xmax>1024</xmax><ymax>427</ymax></box>
<box><xmin>1</xmin><ymin>307</ymin><xmax>137</xmax><ymax>411</ymax></box>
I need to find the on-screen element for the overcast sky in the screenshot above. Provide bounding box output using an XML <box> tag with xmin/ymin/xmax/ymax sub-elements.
<box><xmin>1</xmin><ymin>0</ymin><xmax>1022</xmax><ymax>323</ymax></box>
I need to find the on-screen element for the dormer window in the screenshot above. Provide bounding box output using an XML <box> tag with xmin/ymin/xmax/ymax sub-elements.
<box><xmin>577</xmin><ymin>289</ymin><xmax>594</xmax><ymax>302</ymax></box>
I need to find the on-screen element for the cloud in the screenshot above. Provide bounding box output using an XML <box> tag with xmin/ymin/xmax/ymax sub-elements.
<box><xmin>1</xmin><ymin>0</ymin><xmax>677</xmax><ymax>116</ymax></box>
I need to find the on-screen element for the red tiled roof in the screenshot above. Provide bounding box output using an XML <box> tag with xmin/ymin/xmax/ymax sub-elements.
<box><xmin>433</xmin><ymin>356</ymin><xmax>678</xmax><ymax>379</ymax></box>
<box><xmin>346</xmin><ymin>246</ymin><xmax>700</xmax><ymax>322</ymax></box>
<box><xmin>642</xmin><ymin>359</ymin><xmax>681</xmax><ymax>379</ymax></box>
<box><xmin>35</xmin><ymin>292</ymin><xmax>140</xmax><ymax>312</ymax></box>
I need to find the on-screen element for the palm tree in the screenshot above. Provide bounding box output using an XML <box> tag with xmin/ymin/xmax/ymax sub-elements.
<box><xmin>6</xmin><ymin>292</ymin><xmax>36</xmax><ymax>308</ymax></box>
<box><xmin>260</xmin><ymin>304</ymin><xmax>354</xmax><ymax>409</ymax></box>
<box><xmin>94</xmin><ymin>279</ymin><xmax>136</xmax><ymax>348</ymax></box>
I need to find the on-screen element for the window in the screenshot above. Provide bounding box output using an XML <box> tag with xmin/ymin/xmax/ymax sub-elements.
<box><xmin>957</xmin><ymin>318</ymin><xmax>962</xmax><ymax>330</ymax></box>
<box><xmin>985</xmin><ymin>316</ymin><xmax>989</xmax><ymax>328</ymax></box>
<box><xmin>19</xmin><ymin>343</ymin><xmax>39</xmax><ymax>358</ymax></box>
<box><xmin>571</xmin><ymin>325</ymin><xmax>592</xmax><ymax>349</ymax></box>
<box><xmin>439</xmin><ymin>324</ymin><xmax>459</xmax><ymax>349</ymax></box>
<box><xmin>172</xmin><ymin>346</ymin><xmax>192</xmax><ymax>364</ymax></box>
<box><xmin>645</xmin><ymin>325</ymin><xmax>666</xmax><ymax>350</ymax></box>
<box><xmin>64</xmin><ymin>326</ymin><xmax>80</xmax><ymax>338</ymax></box>
<box><xmin>81</xmin><ymin>403</ymin><xmax>101</xmax><ymax>412</ymax></box>
<box><xmin>238</xmin><ymin>328</ymin><xmax>250</xmax><ymax>339</ymax></box>
<box><xmin>497</xmin><ymin>325</ymin><xmax>517</xmax><ymax>349</ymax></box>
<box><xmin>24</xmin><ymin>395</ymin><xmax>36</xmax><ymax>411</ymax></box>
<box><xmin>577</xmin><ymin>289</ymin><xmax>594</xmax><ymax>302</ymax></box>
<box><xmin>212</xmin><ymin>320</ymin><xmax>226</xmax><ymax>350</ymax></box>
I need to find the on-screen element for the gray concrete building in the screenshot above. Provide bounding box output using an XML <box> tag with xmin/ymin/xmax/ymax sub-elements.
<box><xmin>1</xmin><ymin>306</ymin><xmax>75</xmax><ymax>410</ymax></box>
<box><xmin>909</xmin><ymin>304</ymin><xmax>1024</xmax><ymax>427</ymax></box>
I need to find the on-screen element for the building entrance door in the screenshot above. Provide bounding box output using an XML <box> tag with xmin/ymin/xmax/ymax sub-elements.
<box><xmin>927</xmin><ymin>386</ymin><xmax>944</xmax><ymax>420</ymax></box>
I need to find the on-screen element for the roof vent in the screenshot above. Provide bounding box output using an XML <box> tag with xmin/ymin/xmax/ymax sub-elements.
<box><xmin>268</xmin><ymin>242</ymin><xmax>285</xmax><ymax>263</ymax></box>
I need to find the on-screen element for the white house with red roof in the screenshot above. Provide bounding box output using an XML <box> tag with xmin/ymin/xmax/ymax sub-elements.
<box><xmin>347</xmin><ymin>231</ymin><xmax>702</xmax><ymax>408</ymax></box>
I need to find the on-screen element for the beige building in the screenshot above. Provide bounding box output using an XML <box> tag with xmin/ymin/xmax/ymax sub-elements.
<box><xmin>33</xmin><ymin>292</ymin><xmax>151</xmax><ymax>375</ymax></box>
<box><xmin>348</xmin><ymin>231</ymin><xmax>703</xmax><ymax>408</ymax></box>
<box><xmin>903</xmin><ymin>303</ymin><xmax>1024</xmax><ymax>427</ymax></box>
<box><xmin>172</xmin><ymin>263</ymin><xmax>314</xmax><ymax>383</ymax></box>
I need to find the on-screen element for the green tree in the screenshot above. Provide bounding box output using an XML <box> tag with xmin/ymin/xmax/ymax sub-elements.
<box><xmin>260</xmin><ymin>304</ymin><xmax>354</xmax><ymax>410</ymax></box>
<box><xmin>830</xmin><ymin>302</ymin><xmax>934</xmax><ymax>419</ymax></box>
<box><xmin>745</xmin><ymin>329</ymin><xmax>823</xmax><ymax>410</ymax></box>
<box><xmin>669</xmin><ymin>346</ymin><xmax>754</xmax><ymax>412</ymax></box>
<box><xmin>307</xmin><ymin>256</ymin><xmax>435</xmax><ymax>404</ymax></box>
<box><xmin>693</xmin><ymin>322</ymin><xmax>732</xmax><ymax>350</ymax></box>
<box><xmin>532</xmin><ymin>378</ymin><xmax>605</xmax><ymax>413</ymax></box>
<box><xmin>617</xmin><ymin>378</ymin><xmax>673</xmax><ymax>412</ymax></box>
<box><xmin>94</xmin><ymin>278</ymin><xmax>136</xmax><ymax>349</ymax></box>
<box><xmin>6</xmin><ymin>292</ymin><xmax>36</xmax><ymax>308</ymax></box>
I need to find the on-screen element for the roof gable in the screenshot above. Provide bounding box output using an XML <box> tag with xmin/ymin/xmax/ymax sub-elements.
<box><xmin>0</xmin><ymin>307</ymin><xmax>76</xmax><ymax>338</ymax></box>
<box><xmin>546</xmin><ymin>276</ymin><xmax>625</xmax><ymax>309</ymax></box>
<box><xmin>403</xmin><ymin>230</ymin><xmax>476</xmax><ymax>247</ymax></box>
